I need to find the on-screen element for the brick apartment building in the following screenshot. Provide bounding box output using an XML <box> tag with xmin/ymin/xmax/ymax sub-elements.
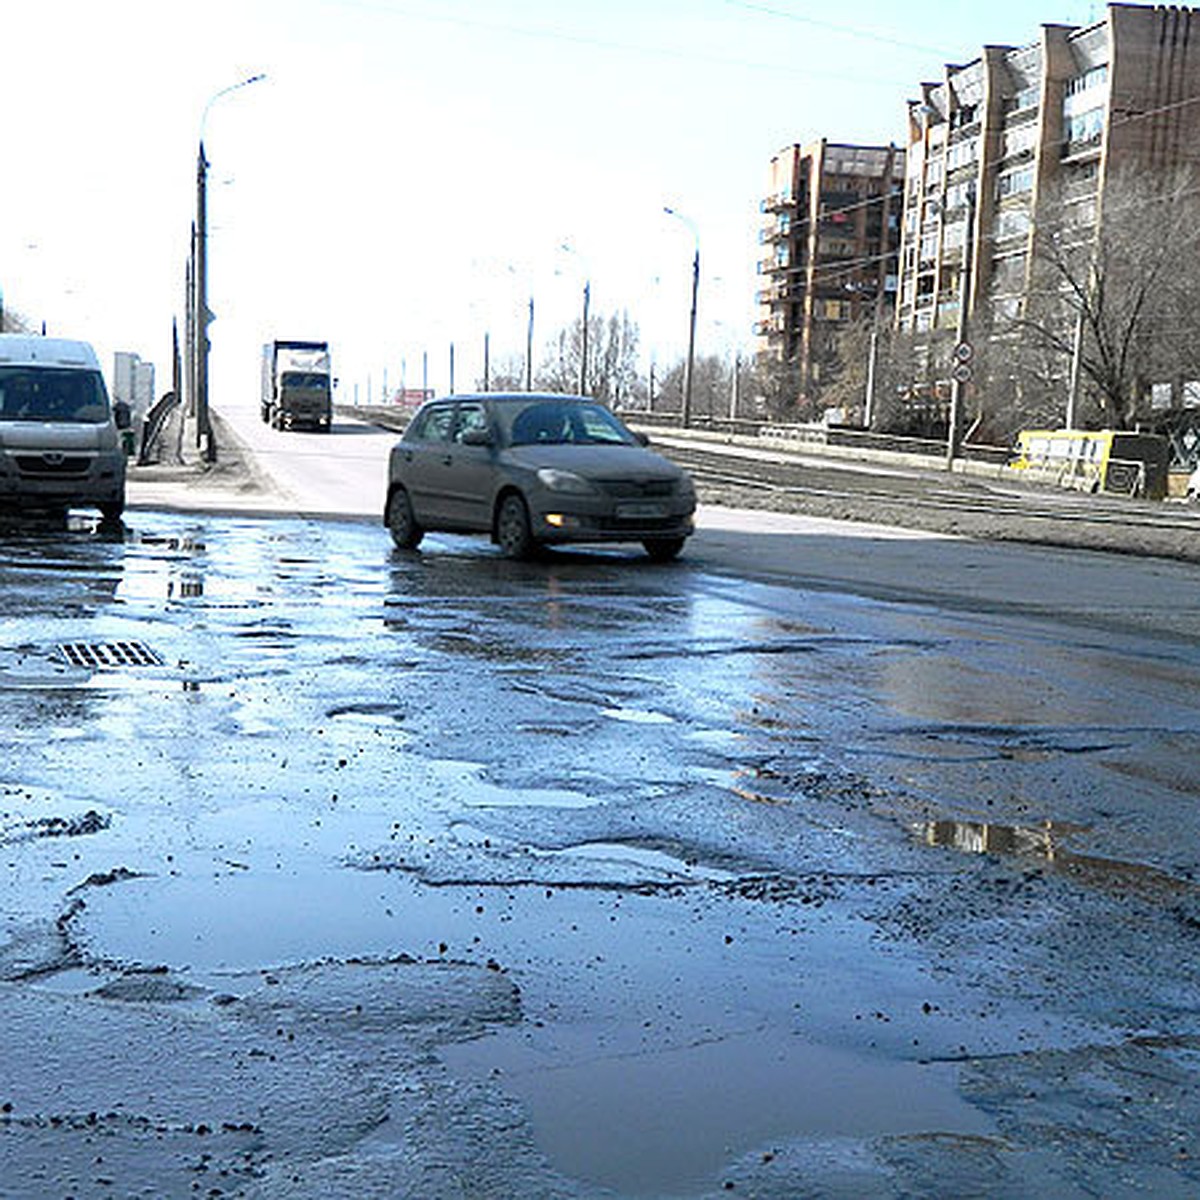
<box><xmin>896</xmin><ymin>3</ymin><xmax>1200</xmax><ymax>351</ymax></box>
<box><xmin>755</xmin><ymin>140</ymin><xmax>904</xmax><ymax>400</ymax></box>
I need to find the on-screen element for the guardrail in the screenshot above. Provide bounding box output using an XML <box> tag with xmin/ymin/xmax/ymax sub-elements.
<box><xmin>138</xmin><ymin>390</ymin><xmax>181</xmax><ymax>465</ymax></box>
<box><xmin>623</xmin><ymin>410</ymin><xmax>1011</xmax><ymax>466</ymax></box>
<box><xmin>338</xmin><ymin>403</ymin><xmax>1012</xmax><ymax>468</ymax></box>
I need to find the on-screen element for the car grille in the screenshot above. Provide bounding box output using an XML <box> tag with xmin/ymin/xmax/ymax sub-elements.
<box><xmin>14</xmin><ymin>454</ymin><xmax>90</xmax><ymax>476</ymax></box>
<box><xmin>596</xmin><ymin>478</ymin><xmax>676</xmax><ymax>499</ymax></box>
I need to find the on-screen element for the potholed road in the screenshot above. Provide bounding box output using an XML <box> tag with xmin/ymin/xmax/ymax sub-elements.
<box><xmin>0</xmin><ymin>491</ymin><xmax>1198</xmax><ymax>1196</ymax></box>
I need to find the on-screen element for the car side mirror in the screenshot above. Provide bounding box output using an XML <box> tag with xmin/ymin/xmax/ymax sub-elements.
<box><xmin>460</xmin><ymin>428</ymin><xmax>493</xmax><ymax>447</ymax></box>
<box><xmin>113</xmin><ymin>400</ymin><xmax>132</xmax><ymax>431</ymax></box>
<box><xmin>633</xmin><ymin>430</ymin><xmax>650</xmax><ymax>447</ymax></box>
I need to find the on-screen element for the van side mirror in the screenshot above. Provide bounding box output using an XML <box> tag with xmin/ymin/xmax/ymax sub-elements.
<box><xmin>113</xmin><ymin>400</ymin><xmax>132</xmax><ymax>430</ymax></box>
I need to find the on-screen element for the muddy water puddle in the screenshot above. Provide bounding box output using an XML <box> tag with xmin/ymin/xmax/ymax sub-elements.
<box><xmin>440</xmin><ymin>1024</ymin><xmax>994</xmax><ymax>1196</ymax></box>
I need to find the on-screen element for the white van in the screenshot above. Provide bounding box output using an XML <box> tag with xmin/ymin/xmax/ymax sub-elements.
<box><xmin>0</xmin><ymin>335</ymin><xmax>128</xmax><ymax>521</ymax></box>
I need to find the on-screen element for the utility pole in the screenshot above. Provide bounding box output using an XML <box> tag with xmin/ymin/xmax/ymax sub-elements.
<box><xmin>664</xmin><ymin>206</ymin><xmax>700</xmax><ymax>429</ymax></box>
<box><xmin>193</xmin><ymin>73</ymin><xmax>265</xmax><ymax>464</ymax></box>
<box><xmin>579</xmin><ymin>280</ymin><xmax>590</xmax><ymax>395</ymax></box>
<box><xmin>483</xmin><ymin>331</ymin><xmax>491</xmax><ymax>392</ymax></box>
<box><xmin>683</xmin><ymin>242</ymin><xmax>699</xmax><ymax>428</ymax></box>
<box><xmin>946</xmin><ymin>186</ymin><xmax>976</xmax><ymax>469</ymax></box>
<box><xmin>525</xmin><ymin>296</ymin><xmax>534</xmax><ymax>391</ymax></box>
<box><xmin>195</xmin><ymin>142</ymin><xmax>211</xmax><ymax>459</ymax></box>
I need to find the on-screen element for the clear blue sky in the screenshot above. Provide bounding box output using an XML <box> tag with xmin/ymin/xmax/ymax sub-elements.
<box><xmin>0</xmin><ymin>0</ymin><xmax>1104</xmax><ymax>403</ymax></box>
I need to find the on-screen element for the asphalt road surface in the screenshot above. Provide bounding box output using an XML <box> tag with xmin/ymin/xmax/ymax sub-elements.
<box><xmin>0</xmin><ymin>412</ymin><xmax>1197</xmax><ymax>1197</ymax></box>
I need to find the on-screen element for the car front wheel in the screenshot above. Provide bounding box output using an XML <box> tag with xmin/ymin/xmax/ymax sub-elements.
<box><xmin>497</xmin><ymin>493</ymin><xmax>536</xmax><ymax>559</ymax></box>
<box><xmin>643</xmin><ymin>537</ymin><xmax>685</xmax><ymax>562</ymax></box>
<box><xmin>386</xmin><ymin>486</ymin><xmax>423</xmax><ymax>549</ymax></box>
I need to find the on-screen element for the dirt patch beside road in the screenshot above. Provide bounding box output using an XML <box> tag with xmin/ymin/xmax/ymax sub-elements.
<box><xmin>696</xmin><ymin>476</ymin><xmax>1200</xmax><ymax>565</ymax></box>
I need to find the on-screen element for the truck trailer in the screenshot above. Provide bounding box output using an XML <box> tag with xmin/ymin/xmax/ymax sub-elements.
<box><xmin>261</xmin><ymin>340</ymin><xmax>333</xmax><ymax>432</ymax></box>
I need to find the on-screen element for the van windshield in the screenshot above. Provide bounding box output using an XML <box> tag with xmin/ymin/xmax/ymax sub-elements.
<box><xmin>0</xmin><ymin>367</ymin><xmax>111</xmax><ymax>424</ymax></box>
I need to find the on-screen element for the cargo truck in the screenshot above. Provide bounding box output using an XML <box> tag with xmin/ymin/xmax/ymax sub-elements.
<box><xmin>261</xmin><ymin>340</ymin><xmax>333</xmax><ymax>432</ymax></box>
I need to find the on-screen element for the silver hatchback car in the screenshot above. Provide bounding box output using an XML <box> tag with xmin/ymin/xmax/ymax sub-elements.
<box><xmin>384</xmin><ymin>393</ymin><xmax>696</xmax><ymax>559</ymax></box>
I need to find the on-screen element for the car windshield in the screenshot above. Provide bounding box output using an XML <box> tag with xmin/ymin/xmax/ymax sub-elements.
<box><xmin>0</xmin><ymin>367</ymin><xmax>111</xmax><ymax>424</ymax></box>
<box><xmin>503</xmin><ymin>400</ymin><xmax>636</xmax><ymax>447</ymax></box>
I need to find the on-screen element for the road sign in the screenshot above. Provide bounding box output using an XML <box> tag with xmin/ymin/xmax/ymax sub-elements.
<box><xmin>953</xmin><ymin>341</ymin><xmax>974</xmax><ymax>364</ymax></box>
<box><xmin>951</xmin><ymin>363</ymin><xmax>973</xmax><ymax>384</ymax></box>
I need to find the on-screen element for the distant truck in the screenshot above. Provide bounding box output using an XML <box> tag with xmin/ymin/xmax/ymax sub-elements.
<box><xmin>261</xmin><ymin>340</ymin><xmax>333</xmax><ymax>432</ymax></box>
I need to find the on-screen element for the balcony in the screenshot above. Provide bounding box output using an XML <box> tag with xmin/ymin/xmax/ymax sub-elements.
<box><xmin>760</xmin><ymin>192</ymin><xmax>797</xmax><ymax>212</ymax></box>
<box><xmin>1061</xmin><ymin>133</ymin><xmax>1102</xmax><ymax>163</ymax></box>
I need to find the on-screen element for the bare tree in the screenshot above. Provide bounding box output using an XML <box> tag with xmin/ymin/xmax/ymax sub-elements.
<box><xmin>1007</xmin><ymin>169</ymin><xmax>1200</xmax><ymax>429</ymax></box>
<box><xmin>0</xmin><ymin>305</ymin><xmax>33</xmax><ymax>334</ymax></box>
<box><xmin>747</xmin><ymin>353</ymin><xmax>802</xmax><ymax>420</ymax></box>
<box><xmin>478</xmin><ymin>355</ymin><xmax>527</xmax><ymax>392</ymax></box>
<box><xmin>534</xmin><ymin>309</ymin><xmax>641</xmax><ymax>405</ymax></box>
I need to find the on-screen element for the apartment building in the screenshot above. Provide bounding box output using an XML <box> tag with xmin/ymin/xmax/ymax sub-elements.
<box><xmin>756</xmin><ymin>140</ymin><xmax>904</xmax><ymax>398</ymax></box>
<box><xmin>896</xmin><ymin>3</ymin><xmax>1200</xmax><ymax>341</ymax></box>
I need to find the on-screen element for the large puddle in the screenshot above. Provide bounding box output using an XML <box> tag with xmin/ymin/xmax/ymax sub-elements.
<box><xmin>440</xmin><ymin>1024</ymin><xmax>994</xmax><ymax>1196</ymax></box>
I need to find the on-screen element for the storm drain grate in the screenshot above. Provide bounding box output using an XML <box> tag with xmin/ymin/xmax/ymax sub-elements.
<box><xmin>57</xmin><ymin>641</ymin><xmax>165</xmax><ymax>669</ymax></box>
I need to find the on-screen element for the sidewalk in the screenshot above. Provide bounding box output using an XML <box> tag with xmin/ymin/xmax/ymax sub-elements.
<box><xmin>126</xmin><ymin>410</ymin><xmax>291</xmax><ymax>515</ymax></box>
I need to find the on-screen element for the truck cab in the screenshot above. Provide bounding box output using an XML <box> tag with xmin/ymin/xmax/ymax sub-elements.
<box><xmin>261</xmin><ymin>340</ymin><xmax>333</xmax><ymax>432</ymax></box>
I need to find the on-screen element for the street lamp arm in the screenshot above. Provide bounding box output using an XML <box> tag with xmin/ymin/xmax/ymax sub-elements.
<box><xmin>200</xmin><ymin>72</ymin><xmax>267</xmax><ymax>144</ymax></box>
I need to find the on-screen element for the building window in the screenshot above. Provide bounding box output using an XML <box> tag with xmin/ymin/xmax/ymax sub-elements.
<box><xmin>1006</xmin><ymin>85</ymin><xmax>1040</xmax><ymax>114</ymax></box>
<box><xmin>996</xmin><ymin>166</ymin><xmax>1035</xmax><ymax>200</ymax></box>
<box><xmin>943</xmin><ymin>220</ymin><xmax>967</xmax><ymax>250</ymax></box>
<box><xmin>1002</xmin><ymin>125</ymin><xmax>1038</xmax><ymax>158</ymax></box>
<box><xmin>996</xmin><ymin>208</ymin><xmax>1031</xmax><ymax>241</ymax></box>
<box><xmin>1065</xmin><ymin>64</ymin><xmax>1108</xmax><ymax>98</ymax></box>
<box><xmin>1064</xmin><ymin>106</ymin><xmax>1104</xmax><ymax>148</ymax></box>
<box><xmin>946</xmin><ymin>139</ymin><xmax>977</xmax><ymax>170</ymax></box>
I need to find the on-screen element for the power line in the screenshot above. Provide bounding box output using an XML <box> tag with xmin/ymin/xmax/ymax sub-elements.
<box><xmin>322</xmin><ymin>0</ymin><xmax>914</xmax><ymax>86</ymax></box>
<box><xmin>724</xmin><ymin>0</ymin><xmax>960</xmax><ymax>58</ymax></box>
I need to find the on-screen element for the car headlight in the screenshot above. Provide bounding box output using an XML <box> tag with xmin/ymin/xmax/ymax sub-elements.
<box><xmin>536</xmin><ymin>467</ymin><xmax>598</xmax><ymax>495</ymax></box>
<box><xmin>677</xmin><ymin>473</ymin><xmax>696</xmax><ymax>499</ymax></box>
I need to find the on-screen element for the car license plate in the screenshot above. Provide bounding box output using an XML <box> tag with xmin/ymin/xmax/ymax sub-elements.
<box><xmin>616</xmin><ymin>501</ymin><xmax>667</xmax><ymax>519</ymax></box>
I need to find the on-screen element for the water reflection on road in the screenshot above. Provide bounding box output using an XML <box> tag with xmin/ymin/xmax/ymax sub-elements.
<box><xmin>1</xmin><ymin>512</ymin><xmax>1199</xmax><ymax>1197</ymax></box>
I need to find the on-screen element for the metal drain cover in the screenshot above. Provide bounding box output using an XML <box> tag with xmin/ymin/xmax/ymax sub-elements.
<box><xmin>57</xmin><ymin>641</ymin><xmax>165</xmax><ymax>669</ymax></box>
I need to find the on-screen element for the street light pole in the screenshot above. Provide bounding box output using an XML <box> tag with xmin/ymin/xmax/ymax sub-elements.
<box><xmin>664</xmin><ymin>206</ymin><xmax>699</xmax><ymax>428</ymax></box>
<box><xmin>525</xmin><ymin>296</ymin><xmax>534</xmax><ymax>391</ymax></box>
<box><xmin>579</xmin><ymin>280</ymin><xmax>590</xmax><ymax>395</ymax></box>
<box><xmin>194</xmin><ymin>73</ymin><xmax>265</xmax><ymax>463</ymax></box>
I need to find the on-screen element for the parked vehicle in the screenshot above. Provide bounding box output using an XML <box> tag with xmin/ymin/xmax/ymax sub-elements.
<box><xmin>260</xmin><ymin>340</ymin><xmax>332</xmax><ymax>431</ymax></box>
<box><xmin>0</xmin><ymin>334</ymin><xmax>129</xmax><ymax>521</ymax></box>
<box><xmin>384</xmin><ymin>393</ymin><xmax>695</xmax><ymax>559</ymax></box>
